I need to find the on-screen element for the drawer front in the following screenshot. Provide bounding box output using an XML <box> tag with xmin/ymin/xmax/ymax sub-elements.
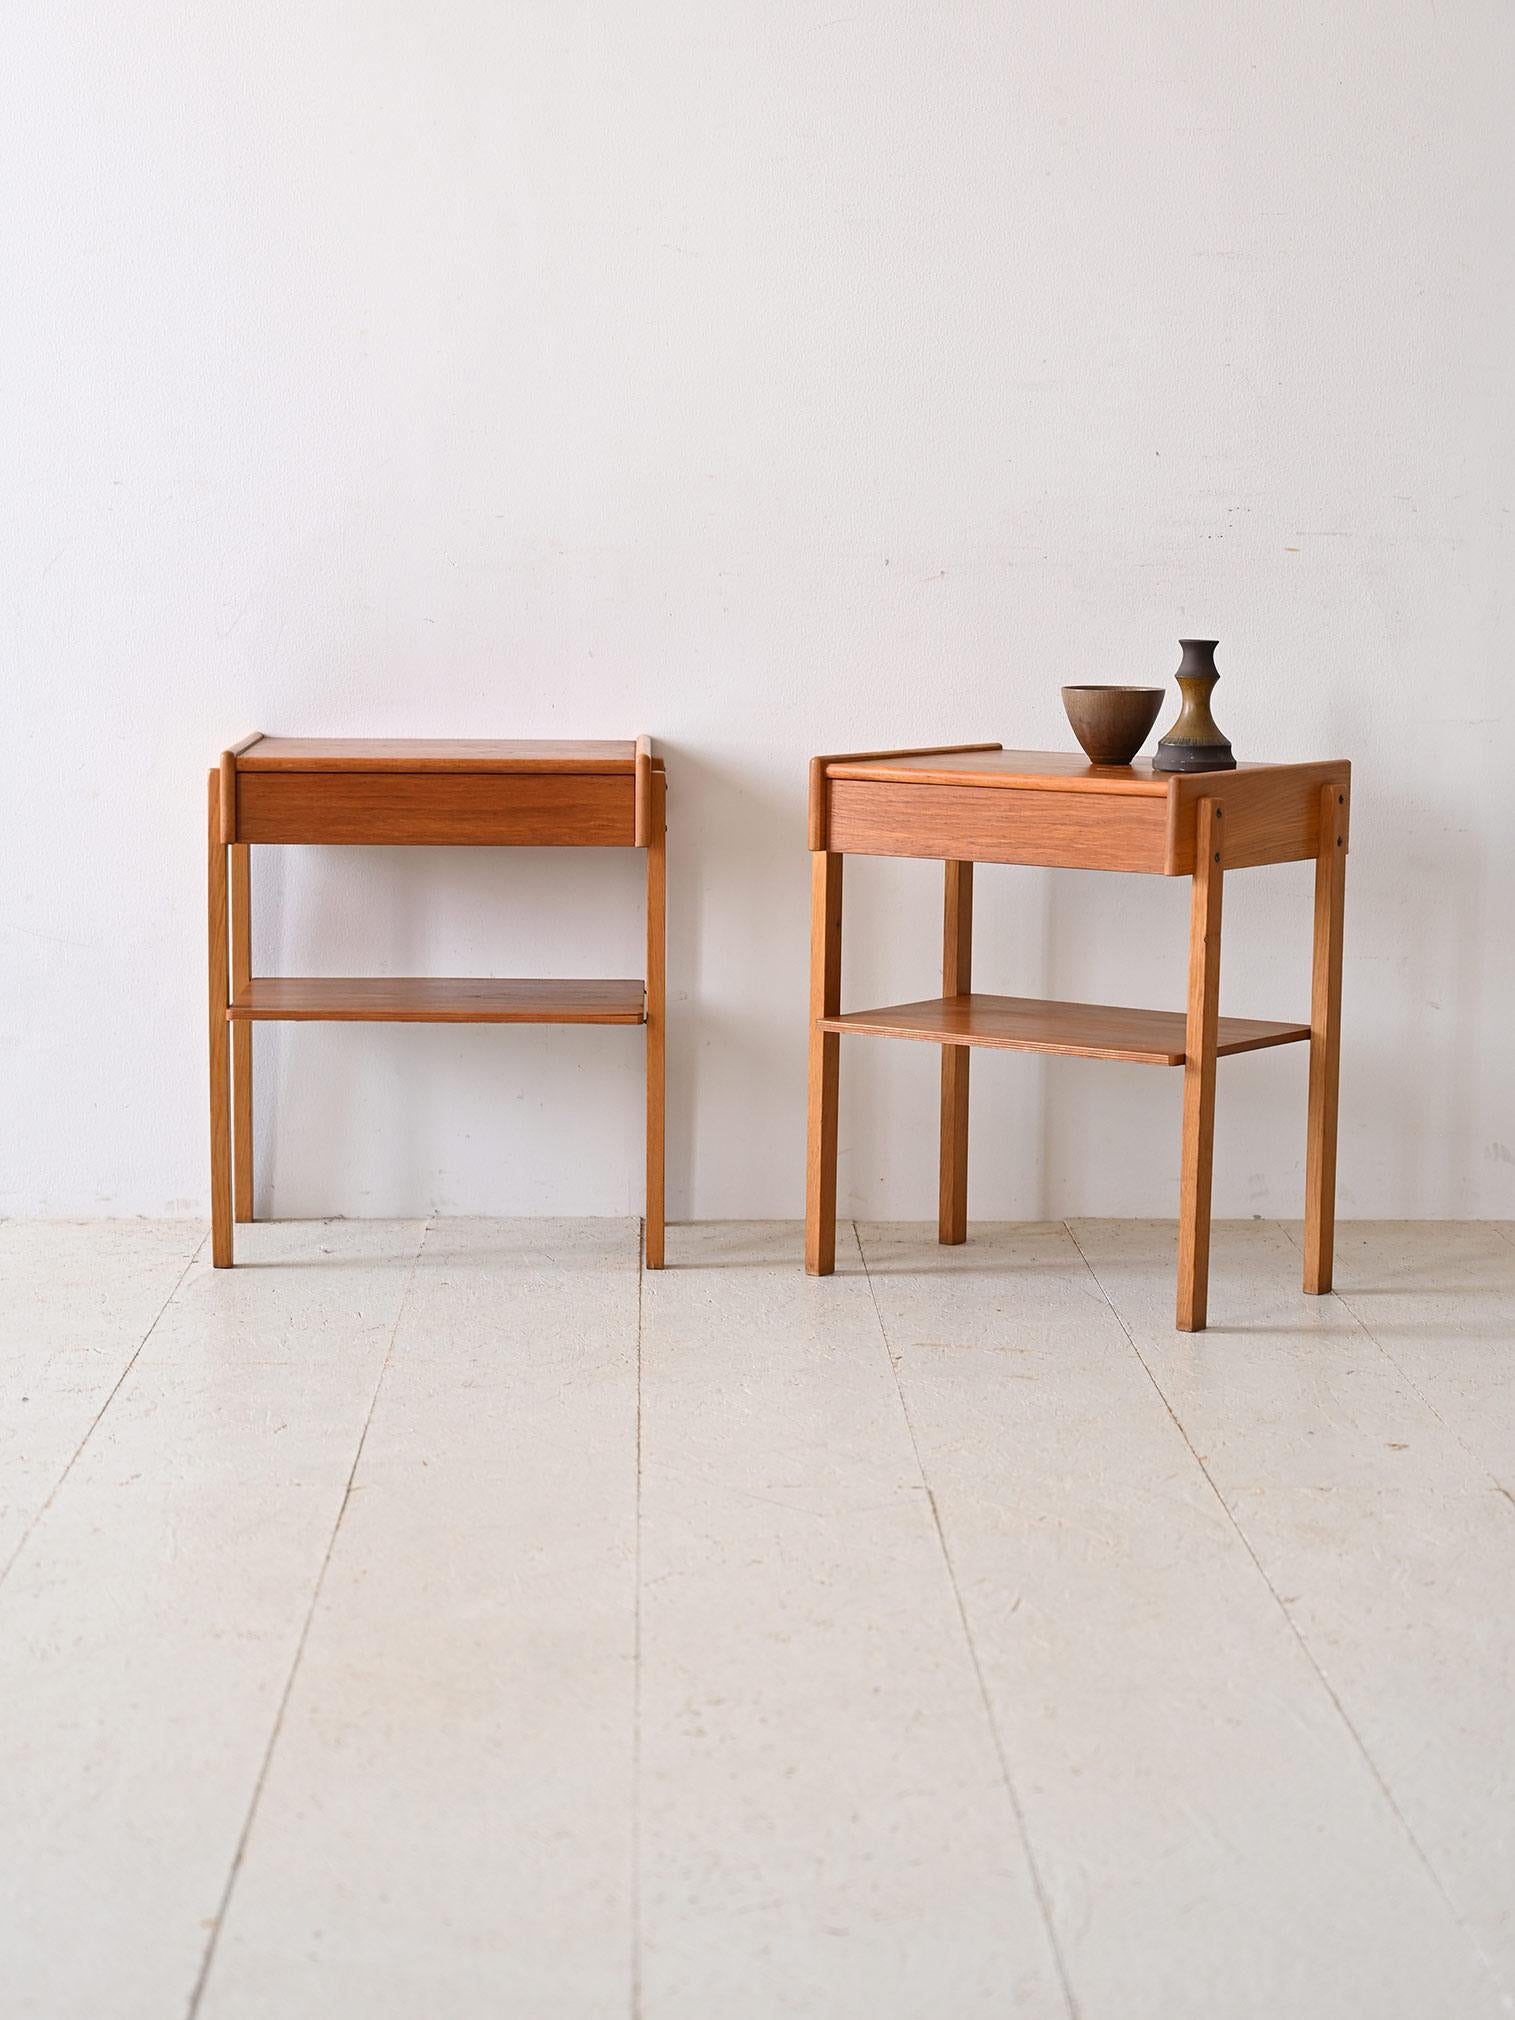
<box><xmin>825</xmin><ymin>778</ymin><xmax>1168</xmax><ymax>873</ymax></box>
<box><xmin>236</xmin><ymin>772</ymin><xmax>637</xmax><ymax>846</ymax></box>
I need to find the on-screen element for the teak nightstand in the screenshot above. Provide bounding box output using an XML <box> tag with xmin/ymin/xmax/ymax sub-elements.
<box><xmin>803</xmin><ymin>746</ymin><xmax>1349</xmax><ymax>1330</ymax></box>
<box><xmin>207</xmin><ymin>736</ymin><xmax>666</xmax><ymax>1270</ymax></box>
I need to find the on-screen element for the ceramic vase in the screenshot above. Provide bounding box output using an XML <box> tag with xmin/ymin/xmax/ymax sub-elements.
<box><xmin>1152</xmin><ymin>639</ymin><xmax>1236</xmax><ymax>773</ymax></box>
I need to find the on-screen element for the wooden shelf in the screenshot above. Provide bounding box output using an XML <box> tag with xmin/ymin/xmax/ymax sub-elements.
<box><xmin>229</xmin><ymin>978</ymin><xmax>646</xmax><ymax>1025</ymax></box>
<box><xmin>818</xmin><ymin>992</ymin><xmax>1308</xmax><ymax>1067</ymax></box>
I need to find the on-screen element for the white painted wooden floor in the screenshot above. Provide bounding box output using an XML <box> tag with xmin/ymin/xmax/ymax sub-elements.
<box><xmin>2</xmin><ymin>1218</ymin><xmax>1512</xmax><ymax>2020</ymax></box>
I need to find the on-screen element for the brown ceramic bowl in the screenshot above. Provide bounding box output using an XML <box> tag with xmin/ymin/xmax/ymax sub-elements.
<box><xmin>1060</xmin><ymin>685</ymin><xmax>1165</xmax><ymax>767</ymax></box>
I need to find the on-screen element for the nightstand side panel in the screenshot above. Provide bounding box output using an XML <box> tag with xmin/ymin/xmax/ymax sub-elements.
<box><xmin>1164</xmin><ymin>763</ymin><xmax>1350</xmax><ymax>873</ymax></box>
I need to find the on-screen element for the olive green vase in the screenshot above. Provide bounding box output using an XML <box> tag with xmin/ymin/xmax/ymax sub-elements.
<box><xmin>1152</xmin><ymin>639</ymin><xmax>1236</xmax><ymax>773</ymax></box>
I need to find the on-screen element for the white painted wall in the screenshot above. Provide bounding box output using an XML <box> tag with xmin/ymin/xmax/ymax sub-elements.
<box><xmin>4</xmin><ymin>2</ymin><xmax>1511</xmax><ymax>1223</ymax></box>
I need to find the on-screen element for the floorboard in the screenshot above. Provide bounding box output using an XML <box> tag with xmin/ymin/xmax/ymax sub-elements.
<box><xmin>0</xmin><ymin>1219</ymin><xmax>426</xmax><ymax>2020</ymax></box>
<box><xmin>0</xmin><ymin>1219</ymin><xmax>205</xmax><ymax>1571</ymax></box>
<box><xmin>859</xmin><ymin>1220</ymin><xmax>1504</xmax><ymax>2020</ymax></box>
<box><xmin>1309</xmin><ymin>1220</ymin><xmax>1515</xmax><ymax>1487</ymax></box>
<box><xmin>194</xmin><ymin>1219</ymin><xmax>642</xmax><ymax>2020</ymax></box>
<box><xmin>637</xmin><ymin>1223</ymin><xmax>1067</xmax><ymax>2019</ymax></box>
<box><xmin>1070</xmin><ymin>1216</ymin><xmax>1515</xmax><ymax>1995</ymax></box>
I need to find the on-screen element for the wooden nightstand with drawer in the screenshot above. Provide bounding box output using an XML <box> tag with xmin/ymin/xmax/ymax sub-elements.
<box><xmin>803</xmin><ymin>746</ymin><xmax>1349</xmax><ymax>1330</ymax></box>
<box><xmin>207</xmin><ymin>735</ymin><xmax>666</xmax><ymax>1269</ymax></box>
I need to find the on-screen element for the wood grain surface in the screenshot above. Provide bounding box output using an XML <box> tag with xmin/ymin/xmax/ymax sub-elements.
<box><xmin>820</xmin><ymin>990</ymin><xmax>1305</xmax><ymax>1066</ymax></box>
<box><xmin>227</xmin><ymin>977</ymin><xmax>647</xmax><ymax>1023</ymax></box>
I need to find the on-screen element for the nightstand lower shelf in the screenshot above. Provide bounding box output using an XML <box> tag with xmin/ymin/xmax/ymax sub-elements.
<box><xmin>819</xmin><ymin>993</ymin><xmax>1308</xmax><ymax>1067</ymax></box>
<box><xmin>228</xmin><ymin>977</ymin><xmax>647</xmax><ymax>1024</ymax></box>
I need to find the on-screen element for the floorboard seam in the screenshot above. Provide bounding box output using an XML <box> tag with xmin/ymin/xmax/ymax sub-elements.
<box><xmin>1062</xmin><ymin>1219</ymin><xmax>1504</xmax><ymax>2000</ymax></box>
<box><xmin>632</xmin><ymin>1219</ymin><xmax>645</xmax><ymax>2020</ymax></box>
<box><xmin>0</xmin><ymin>1229</ymin><xmax>207</xmax><ymax>1592</ymax></box>
<box><xmin>1276</xmin><ymin>1224</ymin><xmax>1515</xmax><ymax>1510</ymax></box>
<box><xmin>852</xmin><ymin>1221</ymin><xmax>1081</xmax><ymax>2020</ymax></box>
<box><xmin>1334</xmin><ymin>1288</ymin><xmax>1515</xmax><ymax>1508</ymax></box>
<box><xmin>183</xmin><ymin>1215</ymin><xmax>432</xmax><ymax>2020</ymax></box>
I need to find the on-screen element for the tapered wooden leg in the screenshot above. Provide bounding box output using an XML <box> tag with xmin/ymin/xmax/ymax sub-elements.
<box><xmin>230</xmin><ymin>843</ymin><xmax>254</xmax><ymax>1223</ymax></box>
<box><xmin>939</xmin><ymin>860</ymin><xmax>973</xmax><ymax>1244</ymax></box>
<box><xmin>804</xmin><ymin>850</ymin><xmax>844</xmax><ymax>1275</ymax></box>
<box><xmin>644</xmin><ymin>770</ymin><xmax>667</xmax><ymax>1270</ymax></box>
<box><xmin>1177</xmin><ymin>798</ymin><xmax>1223</xmax><ymax>1331</ymax></box>
<box><xmin>1304</xmin><ymin>783</ymin><xmax>1347</xmax><ymax>1293</ymax></box>
<box><xmin>207</xmin><ymin>772</ymin><xmax>233</xmax><ymax>1267</ymax></box>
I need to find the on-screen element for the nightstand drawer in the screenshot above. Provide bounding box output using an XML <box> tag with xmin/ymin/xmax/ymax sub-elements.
<box><xmin>235</xmin><ymin>771</ymin><xmax>636</xmax><ymax>846</ymax></box>
<box><xmin>825</xmin><ymin>778</ymin><xmax>1169</xmax><ymax>873</ymax></box>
